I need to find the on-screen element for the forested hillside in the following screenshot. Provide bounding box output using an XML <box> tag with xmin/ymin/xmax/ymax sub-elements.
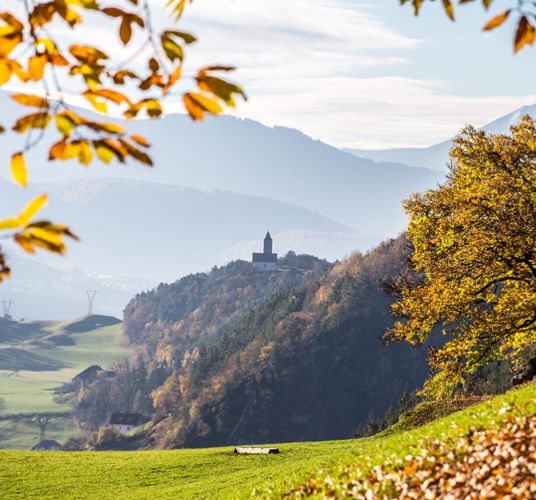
<box><xmin>69</xmin><ymin>253</ymin><xmax>331</xmax><ymax>432</ymax></box>
<box><xmin>149</xmin><ymin>236</ymin><xmax>429</xmax><ymax>448</ymax></box>
<box><xmin>69</xmin><ymin>237</ymin><xmax>430</xmax><ymax>448</ymax></box>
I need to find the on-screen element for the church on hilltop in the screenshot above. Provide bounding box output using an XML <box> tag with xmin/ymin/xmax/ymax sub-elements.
<box><xmin>252</xmin><ymin>231</ymin><xmax>278</xmax><ymax>272</ymax></box>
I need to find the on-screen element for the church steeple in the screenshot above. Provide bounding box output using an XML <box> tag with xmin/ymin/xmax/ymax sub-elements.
<box><xmin>252</xmin><ymin>231</ymin><xmax>278</xmax><ymax>272</ymax></box>
<box><xmin>264</xmin><ymin>231</ymin><xmax>272</xmax><ymax>254</ymax></box>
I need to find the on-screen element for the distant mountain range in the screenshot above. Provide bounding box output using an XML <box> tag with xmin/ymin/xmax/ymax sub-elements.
<box><xmin>346</xmin><ymin>104</ymin><xmax>536</xmax><ymax>171</ymax></box>
<box><xmin>1</xmin><ymin>90</ymin><xmax>534</xmax><ymax>319</ymax></box>
<box><xmin>1</xmin><ymin>177</ymin><xmax>372</xmax><ymax>318</ymax></box>
<box><xmin>0</xmin><ymin>92</ymin><xmax>441</xmax><ymax>237</ymax></box>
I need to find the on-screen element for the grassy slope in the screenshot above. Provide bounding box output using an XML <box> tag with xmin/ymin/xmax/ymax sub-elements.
<box><xmin>0</xmin><ymin>318</ymin><xmax>130</xmax><ymax>449</ymax></box>
<box><xmin>1</xmin><ymin>382</ymin><xmax>535</xmax><ymax>499</ymax></box>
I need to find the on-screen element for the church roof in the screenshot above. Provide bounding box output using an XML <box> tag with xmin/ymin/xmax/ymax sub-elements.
<box><xmin>252</xmin><ymin>252</ymin><xmax>277</xmax><ymax>263</ymax></box>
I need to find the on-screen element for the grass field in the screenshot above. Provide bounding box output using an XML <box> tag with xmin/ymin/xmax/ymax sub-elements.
<box><xmin>1</xmin><ymin>381</ymin><xmax>534</xmax><ymax>499</ymax></box>
<box><xmin>0</xmin><ymin>316</ymin><xmax>130</xmax><ymax>450</ymax></box>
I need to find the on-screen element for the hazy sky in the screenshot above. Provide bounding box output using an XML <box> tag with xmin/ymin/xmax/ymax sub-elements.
<box><xmin>5</xmin><ymin>0</ymin><xmax>536</xmax><ymax>148</ymax></box>
<box><xmin>174</xmin><ymin>0</ymin><xmax>535</xmax><ymax>149</ymax></box>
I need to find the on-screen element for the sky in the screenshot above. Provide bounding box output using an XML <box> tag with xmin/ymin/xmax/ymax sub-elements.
<box><xmin>4</xmin><ymin>0</ymin><xmax>536</xmax><ymax>149</ymax></box>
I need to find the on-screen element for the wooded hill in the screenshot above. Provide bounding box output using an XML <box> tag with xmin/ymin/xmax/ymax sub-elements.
<box><xmin>69</xmin><ymin>240</ymin><xmax>430</xmax><ymax>447</ymax></box>
<box><xmin>69</xmin><ymin>253</ymin><xmax>331</xmax><ymax>433</ymax></box>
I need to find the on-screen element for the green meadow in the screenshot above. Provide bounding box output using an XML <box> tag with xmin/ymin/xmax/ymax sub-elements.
<box><xmin>0</xmin><ymin>316</ymin><xmax>130</xmax><ymax>449</ymax></box>
<box><xmin>1</xmin><ymin>381</ymin><xmax>534</xmax><ymax>499</ymax></box>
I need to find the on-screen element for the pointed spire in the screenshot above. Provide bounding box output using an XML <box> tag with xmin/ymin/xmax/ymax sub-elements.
<box><xmin>264</xmin><ymin>230</ymin><xmax>273</xmax><ymax>254</ymax></box>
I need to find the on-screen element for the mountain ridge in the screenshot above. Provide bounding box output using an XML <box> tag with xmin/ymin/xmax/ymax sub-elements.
<box><xmin>346</xmin><ymin>103</ymin><xmax>536</xmax><ymax>170</ymax></box>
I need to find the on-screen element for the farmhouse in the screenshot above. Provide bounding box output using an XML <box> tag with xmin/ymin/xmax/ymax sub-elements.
<box><xmin>31</xmin><ymin>439</ymin><xmax>61</xmax><ymax>451</ymax></box>
<box><xmin>73</xmin><ymin>365</ymin><xmax>115</xmax><ymax>385</ymax></box>
<box><xmin>73</xmin><ymin>365</ymin><xmax>103</xmax><ymax>384</ymax></box>
<box><xmin>109</xmin><ymin>413</ymin><xmax>147</xmax><ymax>433</ymax></box>
<box><xmin>252</xmin><ymin>231</ymin><xmax>278</xmax><ymax>272</ymax></box>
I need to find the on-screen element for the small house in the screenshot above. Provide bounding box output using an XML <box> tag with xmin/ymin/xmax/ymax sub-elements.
<box><xmin>109</xmin><ymin>413</ymin><xmax>146</xmax><ymax>433</ymax></box>
<box><xmin>31</xmin><ymin>439</ymin><xmax>61</xmax><ymax>451</ymax></box>
<box><xmin>73</xmin><ymin>365</ymin><xmax>104</xmax><ymax>385</ymax></box>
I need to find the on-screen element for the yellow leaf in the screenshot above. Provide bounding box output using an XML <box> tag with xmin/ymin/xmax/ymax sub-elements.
<box><xmin>183</xmin><ymin>93</ymin><xmax>223</xmax><ymax>121</ymax></box>
<box><xmin>55</xmin><ymin>114</ymin><xmax>75</xmax><ymax>137</ymax></box>
<box><xmin>60</xmin><ymin>6</ymin><xmax>82</xmax><ymax>27</ymax></box>
<box><xmin>25</xmin><ymin>227</ymin><xmax>63</xmax><ymax>246</ymax></box>
<box><xmin>0</xmin><ymin>59</ymin><xmax>12</xmax><ymax>86</ymax></box>
<box><xmin>196</xmin><ymin>76</ymin><xmax>246</xmax><ymax>107</ymax></box>
<box><xmin>89</xmin><ymin>89</ymin><xmax>131</xmax><ymax>106</ymax></box>
<box><xmin>144</xmin><ymin>99</ymin><xmax>162</xmax><ymax>118</ymax></box>
<box><xmin>20</xmin><ymin>194</ymin><xmax>48</xmax><ymax>223</ymax></box>
<box><xmin>10</xmin><ymin>152</ymin><xmax>28</xmax><ymax>187</ymax></box>
<box><xmin>161</xmin><ymin>35</ymin><xmax>184</xmax><ymax>62</ymax></box>
<box><xmin>0</xmin><ymin>217</ymin><xmax>22</xmax><ymax>230</ymax></box>
<box><xmin>27</xmin><ymin>55</ymin><xmax>47</xmax><ymax>81</ymax></box>
<box><xmin>78</xmin><ymin>140</ymin><xmax>93</xmax><ymax>165</ymax></box>
<box><xmin>12</xmin><ymin>112</ymin><xmax>51</xmax><ymax>133</ymax></box>
<box><xmin>94</xmin><ymin>141</ymin><xmax>115</xmax><ymax>164</ymax></box>
<box><xmin>84</xmin><ymin>92</ymin><xmax>107</xmax><ymax>113</ymax></box>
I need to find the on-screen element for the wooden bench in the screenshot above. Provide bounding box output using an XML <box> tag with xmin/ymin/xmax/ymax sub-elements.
<box><xmin>234</xmin><ymin>447</ymin><xmax>280</xmax><ymax>454</ymax></box>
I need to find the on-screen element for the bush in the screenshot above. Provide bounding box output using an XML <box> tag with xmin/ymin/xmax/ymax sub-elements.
<box><xmin>61</xmin><ymin>437</ymin><xmax>86</xmax><ymax>451</ymax></box>
<box><xmin>91</xmin><ymin>425</ymin><xmax>124</xmax><ymax>450</ymax></box>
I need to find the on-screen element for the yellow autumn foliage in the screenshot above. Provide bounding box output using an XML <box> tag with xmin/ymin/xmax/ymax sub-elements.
<box><xmin>386</xmin><ymin>116</ymin><xmax>536</xmax><ymax>398</ymax></box>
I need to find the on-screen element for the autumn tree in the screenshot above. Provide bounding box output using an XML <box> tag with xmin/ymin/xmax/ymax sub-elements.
<box><xmin>0</xmin><ymin>0</ymin><xmax>245</xmax><ymax>281</ymax></box>
<box><xmin>400</xmin><ymin>0</ymin><xmax>536</xmax><ymax>52</ymax></box>
<box><xmin>385</xmin><ymin>116</ymin><xmax>536</xmax><ymax>398</ymax></box>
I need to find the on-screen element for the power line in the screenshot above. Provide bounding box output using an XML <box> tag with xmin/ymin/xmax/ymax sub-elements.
<box><xmin>2</xmin><ymin>299</ymin><xmax>13</xmax><ymax>320</ymax></box>
<box><xmin>86</xmin><ymin>290</ymin><xmax>97</xmax><ymax>316</ymax></box>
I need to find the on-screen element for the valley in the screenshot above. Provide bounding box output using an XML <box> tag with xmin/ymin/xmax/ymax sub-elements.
<box><xmin>0</xmin><ymin>316</ymin><xmax>130</xmax><ymax>449</ymax></box>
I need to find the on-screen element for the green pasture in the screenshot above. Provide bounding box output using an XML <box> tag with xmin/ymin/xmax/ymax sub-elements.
<box><xmin>1</xmin><ymin>381</ymin><xmax>534</xmax><ymax>499</ymax></box>
<box><xmin>0</xmin><ymin>316</ymin><xmax>130</xmax><ymax>449</ymax></box>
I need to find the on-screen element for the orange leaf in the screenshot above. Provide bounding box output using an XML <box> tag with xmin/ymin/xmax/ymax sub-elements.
<box><xmin>27</xmin><ymin>55</ymin><xmax>47</xmax><ymax>80</ymax></box>
<box><xmin>119</xmin><ymin>17</ymin><xmax>132</xmax><ymax>45</ymax></box>
<box><xmin>483</xmin><ymin>10</ymin><xmax>510</xmax><ymax>31</ymax></box>
<box><xmin>11</xmin><ymin>93</ymin><xmax>49</xmax><ymax>108</ymax></box>
<box><xmin>514</xmin><ymin>16</ymin><xmax>536</xmax><ymax>53</ymax></box>
<box><xmin>130</xmin><ymin>134</ymin><xmax>150</xmax><ymax>147</ymax></box>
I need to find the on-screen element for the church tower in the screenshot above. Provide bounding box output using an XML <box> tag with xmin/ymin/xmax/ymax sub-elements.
<box><xmin>263</xmin><ymin>231</ymin><xmax>273</xmax><ymax>254</ymax></box>
<box><xmin>252</xmin><ymin>231</ymin><xmax>278</xmax><ymax>272</ymax></box>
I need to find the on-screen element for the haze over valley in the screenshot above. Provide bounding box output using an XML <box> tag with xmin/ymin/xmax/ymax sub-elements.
<box><xmin>2</xmin><ymin>88</ymin><xmax>535</xmax><ymax>319</ymax></box>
